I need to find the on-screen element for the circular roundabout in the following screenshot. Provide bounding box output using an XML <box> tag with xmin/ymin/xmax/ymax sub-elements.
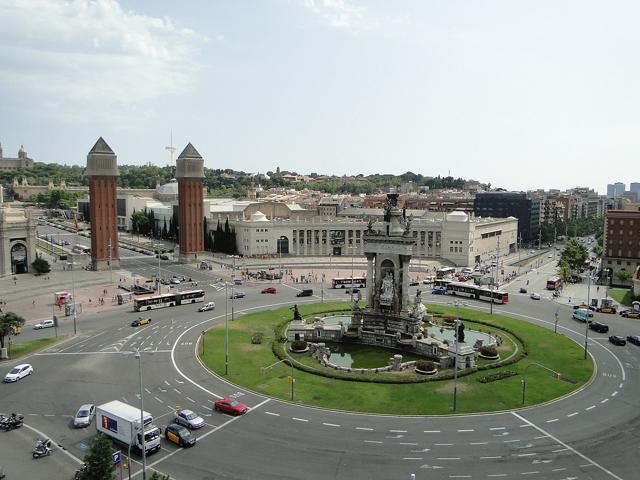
<box><xmin>199</xmin><ymin>301</ymin><xmax>593</xmax><ymax>415</ymax></box>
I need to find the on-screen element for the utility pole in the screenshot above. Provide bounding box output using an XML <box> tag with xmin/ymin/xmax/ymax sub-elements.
<box><xmin>108</xmin><ymin>238</ymin><xmax>113</xmax><ymax>285</ymax></box>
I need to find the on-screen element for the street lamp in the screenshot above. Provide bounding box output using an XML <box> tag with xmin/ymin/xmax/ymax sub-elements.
<box><xmin>584</xmin><ymin>274</ymin><xmax>593</xmax><ymax>360</ymax></box>
<box><xmin>448</xmin><ymin>300</ymin><xmax>467</xmax><ymax>412</ymax></box>
<box><xmin>67</xmin><ymin>261</ymin><xmax>77</xmax><ymax>335</ymax></box>
<box><xmin>262</xmin><ymin>358</ymin><xmax>295</xmax><ymax>401</ymax></box>
<box><xmin>135</xmin><ymin>349</ymin><xmax>147</xmax><ymax>480</ymax></box>
<box><xmin>201</xmin><ymin>330</ymin><xmax>206</xmax><ymax>356</ymax></box>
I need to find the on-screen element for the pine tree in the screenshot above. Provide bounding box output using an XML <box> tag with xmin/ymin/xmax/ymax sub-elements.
<box><xmin>203</xmin><ymin>217</ymin><xmax>209</xmax><ymax>249</ymax></box>
<box><xmin>81</xmin><ymin>433</ymin><xmax>115</xmax><ymax>480</ymax></box>
<box><xmin>162</xmin><ymin>218</ymin><xmax>168</xmax><ymax>240</ymax></box>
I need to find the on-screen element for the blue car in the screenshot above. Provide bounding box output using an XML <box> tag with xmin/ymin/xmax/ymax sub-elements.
<box><xmin>431</xmin><ymin>288</ymin><xmax>447</xmax><ymax>295</ymax></box>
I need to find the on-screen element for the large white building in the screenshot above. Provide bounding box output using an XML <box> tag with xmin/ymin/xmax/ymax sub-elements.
<box><xmin>225</xmin><ymin>209</ymin><xmax>517</xmax><ymax>267</ymax></box>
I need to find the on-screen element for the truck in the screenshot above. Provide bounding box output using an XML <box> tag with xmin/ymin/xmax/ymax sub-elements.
<box><xmin>96</xmin><ymin>401</ymin><xmax>161</xmax><ymax>455</ymax></box>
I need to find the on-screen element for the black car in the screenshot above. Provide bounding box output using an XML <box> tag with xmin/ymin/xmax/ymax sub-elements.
<box><xmin>519</xmin><ymin>287</ymin><xmax>527</xmax><ymax>294</ymax></box>
<box><xmin>409</xmin><ymin>280</ymin><xmax>419</xmax><ymax>286</ymax></box>
<box><xmin>296</xmin><ymin>289</ymin><xmax>313</xmax><ymax>297</ymax></box>
<box><xmin>609</xmin><ymin>335</ymin><xmax>626</xmax><ymax>346</ymax></box>
<box><xmin>589</xmin><ymin>322</ymin><xmax>609</xmax><ymax>333</ymax></box>
<box><xmin>164</xmin><ymin>424</ymin><xmax>196</xmax><ymax>447</ymax></box>
<box><xmin>626</xmin><ymin>335</ymin><xmax>640</xmax><ymax>346</ymax></box>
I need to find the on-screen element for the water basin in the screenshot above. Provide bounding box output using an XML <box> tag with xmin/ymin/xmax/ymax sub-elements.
<box><xmin>424</xmin><ymin>326</ymin><xmax>494</xmax><ymax>346</ymax></box>
<box><xmin>325</xmin><ymin>342</ymin><xmax>423</xmax><ymax>369</ymax></box>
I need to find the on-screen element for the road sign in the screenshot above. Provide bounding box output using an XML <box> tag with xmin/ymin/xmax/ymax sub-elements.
<box><xmin>112</xmin><ymin>450</ymin><xmax>121</xmax><ymax>465</ymax></box>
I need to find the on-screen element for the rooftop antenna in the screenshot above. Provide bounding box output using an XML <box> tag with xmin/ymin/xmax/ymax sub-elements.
<box><xmin>165</xmin><ymin>130</ymin><xmax>176</xmax><ymax>167</ymax></box>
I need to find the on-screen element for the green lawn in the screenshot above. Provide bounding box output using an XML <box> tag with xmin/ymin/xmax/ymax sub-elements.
<box><xmin>1</xmin><ymin>337</ymin><xmax>65</xmax><ymax>361</ymax></box>
<box><xmin>201</xmin><ymin>302</ymin><xmax>593</xmax><ymax>415</ymax></box>
<box><xmin>609</xmin><ymin>288</ymin><xmax>636</xmax><ymax>306</ymax></box>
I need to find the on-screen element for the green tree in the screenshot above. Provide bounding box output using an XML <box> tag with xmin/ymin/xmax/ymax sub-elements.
<box><xmin>559</xmin><ymin>239</ymin><xmax>588</xmax><ymax>272</ymax></box>
<box><xmin>80</xmin><ymin>433</ymin><xmax>115</xmax><ymax>480</ymax></box>
<box><xmin>558</xmin><ymin>260</ymin><xmax>572</xmax><ymax>283</ymax></box>
<box><xmin>149</xmin><ymin>473</ymin><xmax>171</xmax><ymax>480</ymax></box>
<box><xmin>31</xmin><ymin>257</ymin><xmax>51</xmax><ymax>274</ymax></box>
<box><xmin>131</xmin><ymin>211</ymin><xmax>150</xmax><ymax>236</ymax></box>
<box><xmin>0</xmin><ymin>312</ymin><xmax>26</xmax><ymax>349</ymax></box>
<box><xmin>615</xmin><ymin>269</ymin><xmax>633</xmax><ymax>283</ymax></box>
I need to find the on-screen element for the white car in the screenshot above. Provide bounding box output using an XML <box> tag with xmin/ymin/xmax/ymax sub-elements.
<box><xmin>170</xmin><ymin>278</ymin><xmax>181</xmax><ymax>285</ymax></box>
<box><xmin>73</xmin><ymin>404</ymin><xmax>95</xmax><ymax>428</ymax></box>
<box><xmin>34</xmin><ymin>319</ymin><xmax>55</xmax><ymax>330</ymax></box>
<box><xmin>198</xmin><ymin>302</ymin><xmax>216</xmax><ymax>312</ymax></box>
<box><xmin>530</xmin><ymin>293</ymin><xmax>541</xmax><ymax>300</ymax></box>
<box><xmin>3</xmin><ymin>364</ymin><xmax>34</xmax><ymax>383</ymax></box>
<box><xmin>174</xmin><ymin>409</ymin><xmax>205</xmax><ymax>429</ymax></box>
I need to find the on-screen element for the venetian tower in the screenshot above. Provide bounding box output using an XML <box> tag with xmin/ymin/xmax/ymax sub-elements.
<box><xmin>86</xmin><ymin>137</ymin><xmax>120</xmax><ymax>271</ymax></box>
<box><xmin>175</xmin><ymin>143</ymin><xmax>205</xmax><ymax>262</ymax></box>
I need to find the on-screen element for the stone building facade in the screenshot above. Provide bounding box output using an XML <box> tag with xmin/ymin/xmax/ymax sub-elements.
<box><xmin>0</xmin><ymin>206</ymin><xmax>37</xmax><ymax>276</ymax></box>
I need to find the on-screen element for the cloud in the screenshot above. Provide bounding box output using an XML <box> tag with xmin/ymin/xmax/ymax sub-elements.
<box><xmin>0</xmin><ymin>0</ymin><xmax>206</xmax><ymax>122</ymax></box>
<box><xmin>302</xmin><ymin>0</ymin><xmax>375</xmax><ymax>31</ymax></box>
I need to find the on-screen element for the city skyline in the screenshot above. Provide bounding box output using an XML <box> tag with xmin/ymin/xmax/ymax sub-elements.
<box><xmin>2</xmin><ymin>1</ymin><xmax>640</xmax><ymax>194</ymax></box>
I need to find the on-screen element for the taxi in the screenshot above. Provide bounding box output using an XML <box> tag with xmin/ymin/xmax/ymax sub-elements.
<box><xmin>164</xmin><ymin>424</ymin><xmax>196</xmax><ymax>447</ymax></box>
<box><xmin>131</xmin><ymin>317</ymin><xmax>151</xmax><ymax>327</ymax></box>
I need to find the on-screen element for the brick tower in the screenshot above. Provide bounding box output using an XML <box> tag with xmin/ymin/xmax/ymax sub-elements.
<box><xmin>86</xmin><ymin>137</ymin><xmax>120</xmax><ymax>271</ymax></box>
<box><xmin>175</xmin><ymin>143</ymin><xmax>205</xmax><ymax>263</ymax></box>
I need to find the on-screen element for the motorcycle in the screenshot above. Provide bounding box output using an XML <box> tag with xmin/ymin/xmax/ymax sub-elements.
<box><xmin>33</xmin><ymin>438</ymin><xmax>53</xmax><ymax>458</ymax></box>
<box><xmin>74</xmin><ymin>463</ymin><xmax>87</xmax><ymax>479</ymax></box>
<box><xmin>3</xmin><ymin>413</ymin><xmax>24</xmax><ymax>431</ymax></box>
<box><xmin>0</xmin><ymin>415</ymin><xmax>9</xmax><ymax>430</ymax></box>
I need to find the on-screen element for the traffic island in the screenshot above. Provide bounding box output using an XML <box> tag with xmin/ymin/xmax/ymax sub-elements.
<box><xmin>199</xmin><ymin>302</ymin><xmax>593</xmax><ymax>415</ymax></box>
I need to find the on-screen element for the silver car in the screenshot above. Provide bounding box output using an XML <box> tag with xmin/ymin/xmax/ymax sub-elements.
<box><xmin>73</xmin><ymin>404</ymin><xmax>95</xmax><ymax>428</ymax></box>
<box><xmin>174</xmin><ymin>409</ymin><xmax>205</xmax><ymax>429</ymax></box>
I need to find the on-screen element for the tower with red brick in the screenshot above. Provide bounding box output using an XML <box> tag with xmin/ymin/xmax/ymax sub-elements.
<box><xmin>176</xmin><ymin>143</ymin><xmax>205</xmax><ymax>262</ymax></box>
<box><xmin>86</xmin><ymin>137</ymin><xmax>120</xmax><ymax>271</ymax></box>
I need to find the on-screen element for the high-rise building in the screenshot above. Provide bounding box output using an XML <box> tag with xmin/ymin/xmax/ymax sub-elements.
<box><xmin>473</xmin><ymin>192</ymin><xmax>539</xmax><ymax>244</ymax></box>
<box><xmin>630</xmin><ymin>182</ymin><xmax>640</xmax><ymax>202</ymax></box>
<box><xmin>602</xmin><ymin>204</ymin><xmax>640</xmax><ymax>286</ymax></box>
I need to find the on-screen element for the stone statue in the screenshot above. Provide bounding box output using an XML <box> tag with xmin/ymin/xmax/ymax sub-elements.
<box><xmin>403</xmin><ymin>214</ymin><xmax>413</xmax><ymax>236</ymax></box>
<box><xmin>457</xmin><ymin>322</ymin><xmax>465</xmax><ymax>343</ymax></box>
<box><xmin>292</xmin><ymin>304</ymin><xmax>302</xmax><ymax>321</ymax></box>
<box><xmin>411</xmin><ymin>289</ymin><xmax>426</xmax><ymax>319</ymax></box>
<box><xmin>380</xmin><ymin>271</ymin><xmax>394</xmax><ymax>304</ymax></box>
<box><xmin>366</xmin><ymin>219</ymin><xmax>374</xmax><ymax>233</ymax></box>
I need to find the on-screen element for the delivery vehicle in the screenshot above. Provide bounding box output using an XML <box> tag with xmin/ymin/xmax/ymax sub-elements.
<box><xmin>572</xmin><ymin>308</ymin><xmax>592</xmax><ymax>323</ymax></box>
<box><xmin>96</xmin><ymin>401</ymin><xmax>161</xmax><ymax>455</ymax></box>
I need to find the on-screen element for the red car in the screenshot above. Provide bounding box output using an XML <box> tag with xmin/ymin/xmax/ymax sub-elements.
<box><xmin>214</xmin><ymin>397</ymin><xmax>248</xmax><ymax>416</ymax></box>
<box><xmin>261</xmin><ymin>287</ymin><xmax>277</xmax><ymax>294</ymax></box>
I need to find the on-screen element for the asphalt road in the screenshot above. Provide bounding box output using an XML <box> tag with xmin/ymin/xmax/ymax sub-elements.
<box><xmin>1</xmin><ymin>254</ymin><xmax>638</xmax><ymax>480</ymax></box>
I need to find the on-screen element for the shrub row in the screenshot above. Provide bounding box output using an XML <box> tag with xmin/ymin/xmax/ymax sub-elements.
<box><xmin>477</xmin><ymin>370</ymin><xmax>518</xmax><ymax>383</ymax></box>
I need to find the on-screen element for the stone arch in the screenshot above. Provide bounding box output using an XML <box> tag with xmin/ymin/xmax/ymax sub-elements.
<box><xmin>10</xmin><ymin>242</ymin><xmax>28</xmax><ymax>274</ymax></box>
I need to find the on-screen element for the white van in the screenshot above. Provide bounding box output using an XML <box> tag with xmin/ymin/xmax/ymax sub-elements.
<box><xmin>572</xmin><ymin>309</ymin><xmax>591</xmax><ymax>323</ymax></box>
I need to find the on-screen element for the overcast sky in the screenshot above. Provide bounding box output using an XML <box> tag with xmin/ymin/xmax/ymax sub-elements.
<box><xmin>1</xmin><ymin>0</ymin><xmax>639</xmax><ymax>193</ymax></box>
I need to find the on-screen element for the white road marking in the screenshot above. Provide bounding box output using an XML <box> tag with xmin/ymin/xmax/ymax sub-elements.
<box><xmin>516</xmin><ymin>453</ymin><xmax>536</xmax><ymax>457</ymax></box>
<box><xmin>546</xmin><ymin>418</ymin><xmax>558</xmax><ymax>423</ymax></box>
<box><xmin>586</xmin><ymin>405</ymin><xmax>596</xmax><ymax>410</ymax></box>
<box><xmin>364</xmin><ymin>440</ymin><xmax>382</xmax><ymax>444</ymax></box>
<box><xmin>173</xmin><ymin>389</ymin><xmax>182</xmax><ymax>395</ymax></box>
<box><xmin>400</xmin><ymin>442</ymin><xmax>418</xmax><ymax>446</ymax></box>
<box><xmin>552</xmin><ymin>468</ymin><xmax>566</xmax><ymax>472</ymax></box>
<box><xmin>533</xmin><ymin>436</ymin><xmax>547</xmax><ymax>440</ymax></box>
<box><xmin>470</xmin><ymin>442</ymin><xmax>488</xmax><ymax>445</ymax></box>
<box><xmin>487</xmin><ymin>474</ymin><xmax>507</xmax><ymax>477</ymax></box>
<box><xmin>600</xmin><ymin>398</ymin><xmax>609</xmax><ymax>404</ymax></box>
<box><xmin>424</xmin><ymin>430</ymin><xmax>441</xmax><ymax>433</ymax></box>
<box><xmin>265</xmin><ymin>411</ymin><xmax>280</xmax><ymax>417</ymax></box>
<box><xmin>520</xmin><ymin>472</ymin><xmax>539</xmax><ymax>475</ymax></box>
<box><xmin>390</xmin><ymin>429</ymin><xmax>407</xmax><ymax>433</ymax></box>
<box><xmin>164</xmin><ymin>380</ymin><xmax>170</xmax><ymax>386</ymax></box>
<box><xmin>154</xmin><ymin>396</ymin><xmax>163</xmax><ymax>403</ymax></box>
<box><xmin>449</xmin><ymin>476</ymin><xmax>471</xmax><ymax>478</ymax></box>
<box><xmin>403</xmin><ymin>457</ymin><xmax>422</xmax><ymax>460</ymax></box>
<box><xmin>481</xmin><ymin>456</ymin><xmax>502</xmax><ymax>460</ymax></box>
<box><xmin>322</xmin><ymin>422</ymin><xmax>340</xmax><ymax>427</ymax></box>
<box><xmin>619</xmin><ymin>383</ymin><xmax>623</xmax><ymax>388</ymax></box>
<box><xmin>356</xmin><ymin>427</ymin><xmax>373</xmax><ymax>431</ymax></box>
<box><xmin>552</xmin><ymin>448</ymin><xmax>568</xmax><ymax>453</ymax></box>
<box><xmin>504</xmin><ymin>439</ymin><xmax>520</xmax><ymax>443</ymax></box>
<box><xmin>437</xmin><ymin>457</ymin><xmax>460</xmax><ymax>460</ymax></box>
<box><xmin>458</xmin><ymin>429</ymin><xmax>474</xmax><ymax>432</ymax></box>
<box><xmin>186</xmin><ymin>396</ymin><xmax>195</xmax><ymax>403</ymax></box>
<box><xmin>292</xmin><ymin>417</ymin><xmax>308</xmax><ymax>422</ymax></box>
<box><xmin>512</xmin><ymin>412</ymin><xmax>623</xmax><ymax>480</ymax></box>
<box><xmin>611</xmin><ymin>391</ymin><xmax>618</xmax><ymax>396</ymax></box>
<box><xmin>567</xmin><ymin>412</ymin><xmax>578</xmax><ymax>417</ymax></box>
<box><xmin>489</xmin><ymin>427</ymin><xmax>506</xmax><ymax>431</ymax></box>
<box><xmin>435</xmin><ymin>443</ymin><xmax>454</xmax><ymax>446</ymax></box>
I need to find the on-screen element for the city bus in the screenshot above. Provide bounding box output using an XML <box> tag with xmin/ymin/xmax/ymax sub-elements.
<box><xmin>331</xmin><ymin>277</ymin><xmax>367</xmax><ymax>289</ymax></box>
<box><xmin>445</xmin><ymin>281</ymin><xmax>509</xmax><ymax>304</ymax></box>
<box><xmin>133</xmin><ymin>289</ymin><xmax>206</xmax><ymax>312</ymax></box>
<box><xmin>436</xmin><ymin>266</ymin><xmax>456</xmax><ymax>278</ymax></box>
<box><xmin>546</xmin><ymin>276</ymin><xmax>562</xmax><ymax>291</ymax></box>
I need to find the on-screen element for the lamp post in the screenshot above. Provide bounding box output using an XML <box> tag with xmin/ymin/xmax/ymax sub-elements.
<box><xmin>153</xmin><ymin>243</ymin><xmax>162</xmax><ymax>294</ymax></box>
<box><xmin>350</xmin><ymin>244</ymin><xmax>355</xmax><ymax>306</ymax></box>
<box><xmin>201</xmin><ymin>330</ymin><xmax>205</xmax><ymax>356</ymax></box>
<box><xmin>135</xmin><ymin>349</ymin><xmax>147</xmax><ymax>480</ymax></box>
<box><xmin>67</xmin><ymin>261</ymin><xmax>77</xmax><ymax>335</ymax></box>
<box><xmin>448</xmin><ymin>300</ymin><xmax>466</xmax><ymax>412</ymax></box>
<box><xmin>584</xmin><ymin>274</ymin><xmax>592</xmax><ymax>360</ymax></box>
<box><xmin>263</xmin><ymin>358</ymin><xmax>295</xmax><ymax>401</ymax></box>
<box><xmin>554</xmin><ymin>307</ymin><xmax>559</xmax><ymax>334</ymax></box>
<box><xmin>224</xmin><ymin>282</ymin><xmax>229</xmax><ymax>375</ymax></box>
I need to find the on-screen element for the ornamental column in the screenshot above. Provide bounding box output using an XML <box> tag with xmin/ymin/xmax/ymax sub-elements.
<box><xmin>86</xmin><ymin>137</ymin><xmax>119</xmax><ymax>271</ymax></box>
<box><xmin>365</xmin><ymin>253</ymin><xmax>375</xmax><ymax>306</ymax></box>
<box><xmin>176</xmin><ymin>143</ymin><xmax>205</xmax><ymax>263</ymax></box>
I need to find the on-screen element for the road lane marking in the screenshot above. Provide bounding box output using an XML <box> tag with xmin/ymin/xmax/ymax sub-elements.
<box><xmin>424</xmin><ymin>430</ymin><xmax>441</xmax><ymax>433</ymax></box>
<box><xmin>458</xmin><ymin>429</ymin><xmax>474</xmax><ymax>432</ymax></box>
<box><xmin>364</xmin><ymin>440</ymin><xmax>382</xmax><ymax>444</ymax></box>
<box><xmin>600</xmin><ymin>398</ymin><xmax>609</xmax><ymax>404</ymax></box>
<box><xmin>552</xmin><ymin>448</ymin><xmax>568</xmax><ymax>453</ymax></box>
<box><xmin>322</xmin><ymin>422</ymin><xmax>341</xmax><ymax>427</ymax></box>
<box><xmin>567</xmin><ymin>412</ymin><xmax>578</xmax><ymax>417</ymax></box>
<box><xmin>356</xmin><ymin>427</ymin><xmax>373</xmax><ymax>431</ymax></box>
<box><xmin>186</xmin><ymin>396</ymin><xmax>195</xmax><ymax>403</ymax></box>
<box><xmin>520</xmin><ymin>472</ymin><xmax>539</xmax><ymax>475</ymax></box>
<box><xmin>504</xmin><ymin>439</ymin><xmax>520</xmax><ymax>443</ymax></box>
<box><xmin>481</xmin><ymin>456</ymin><xmax>502</xmax><ymax>460</ymax></box>
<box><xmin>545</xmin><ymin>418</ymin><xmax>558</xmax><ymax>423</ymax></box>
<box><xmin>512</xmin><ymin>412</ymin><xmax>623</xmax><ymax>480</ymax></box>
<box><xmin>292</xmin><ymin>417</ymin><xmax>308</xmax><ymax>422</ymax></box>
<box><xmin>489</xmin><ymin>427</ymin><xmax>506</xmax><ymax>431</ymax></box>
<box><xmin>390</xmin><ymin>429</ymin><xmax>407</xmax><ymax>433</ymax></box>
<box><xmin>265</xmin><ymin>411</ymin><xmax>280</xmax><ymax>417</ymax></box>
<box><xmin>403</xmin><ymin>457</ymin><xmax>422</xmax><ymax>460</ymax></box>
<box><xmin>435</xmin><ymin>443</ymin><xmax>453</xmax><ymax>446</ymax></box>
<box><xmin>516</xmin><ymin>453</ymin><xmax>536</xmax><ymax>457</ymax></box>
<box><xmin>173</xmin><ymin>389</ymin><xmax>181</xmax><ymax>395</ymax></box>
<box><xmin>470</xmin><ymin>442</ymin><xmax>488</xmax><ymax>445</ymax></box>
<box><xmin>400</xmin><ymin>442</ymin><xmax>418</xmax><ymax>446</ymax></box>
<box><xmin>487</xmin><ymin>474</ymin><xmax>507</xmax><ymax>477</ymax></box>
<box><xmin>611</xmin><ymin>391</ymin><xmax>618</xmax><ymax>396</ymax></box>
<box><xmin>586</xmin><ymin>405</ymin><xmax>596</xmax><ymax>410</ymax></box>
<box><xmin>436</xmin><ymin>457</ymin><xmax>460</xmax><ymax>460</ymax></box>
<box><xmin>154</xmin><ymin>396</ymin><xmax>163</xmax><ymax>403</ymax></box>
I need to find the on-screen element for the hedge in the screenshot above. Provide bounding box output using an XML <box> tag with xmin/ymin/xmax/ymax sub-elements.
<box><xmin>477</xmin><ymin>370</ymin><xmax>518</xmax><ymax>383</ymax></box>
